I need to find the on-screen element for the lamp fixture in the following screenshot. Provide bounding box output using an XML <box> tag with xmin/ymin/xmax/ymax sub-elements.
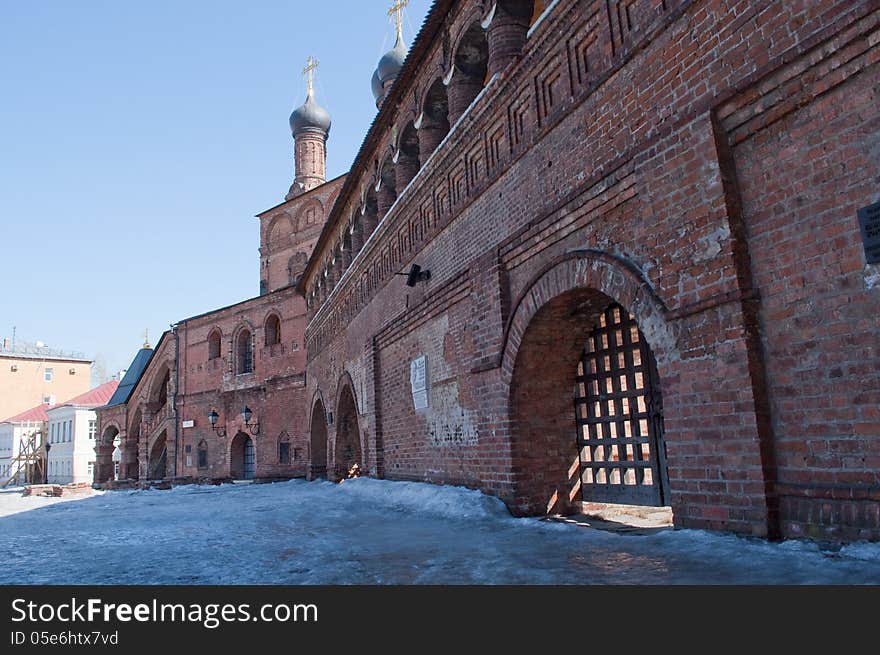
<box><xmin>396</xmin><ymin>263</ymin><xmax>431</xmax><ymax>287</ymax></box>
<box><xmin>207</xmin><ymin>409</ymin><xmax>227</xmax><ymax>437</ymax></box>
<box><xmin>241</xmin><ymin>406</ymin><xmax>260</xmax><ymax>435</ymax></box>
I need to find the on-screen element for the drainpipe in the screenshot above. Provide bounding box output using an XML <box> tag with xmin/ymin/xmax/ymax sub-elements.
<box><xmin>171</xmin><ymin>322</ymin><xmax>180</xmax><ymax>478</ymax></box>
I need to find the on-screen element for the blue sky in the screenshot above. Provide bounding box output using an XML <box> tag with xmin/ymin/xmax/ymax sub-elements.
<box><xmin>0</xmin><ymin>0</ymin><xmax>433</xmax><ymax>381</ymax></box>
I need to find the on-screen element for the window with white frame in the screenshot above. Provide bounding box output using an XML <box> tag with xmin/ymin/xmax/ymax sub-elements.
<box><xmin>44</xmin><ymin>368</ymin><xmax>53</xmax><ymax>382</ymax></box>
<box><xmin>87</xmin><ymin>461</ymin><xmax>94</xmax><ymax>477</ymax></box>
<box><xmin>88</xmin><ymin>420</ymin><xmax>96</xmax><ymax>440</ymax></box>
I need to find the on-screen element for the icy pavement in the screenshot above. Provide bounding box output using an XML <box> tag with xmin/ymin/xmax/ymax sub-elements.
<box><xmin>1</xmin><ymin>478</ymin><xmax>879</xmax><ymax>585</ymax></box>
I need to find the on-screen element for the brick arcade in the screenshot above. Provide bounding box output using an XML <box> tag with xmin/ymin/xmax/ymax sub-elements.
<box><xmin>96</xmin><ymin>0</ymin><xmax>880</xmax><ymax>543</ymax></box>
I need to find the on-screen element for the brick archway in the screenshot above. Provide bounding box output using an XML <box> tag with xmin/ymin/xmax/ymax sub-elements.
<box><xmin>147</xmin><ymin>430</ymin><xmax>167</xmax><ymax>481</ymax></box>
<box><xmin>334</xmin><ymin>379</ymin><xmax>362</xmax><ymax>481</ymax></box>
<box><xmin>95</xmin><ymin>424</ymin><xmax>121</xmax><ymax>483</ymax></box>
<box><xmin>503</xmin><ymin>251</ymin><xmax>677</xmax><ymax>516</ymax></box>
<box><xmin>229</xmin><ymin>431</ymin><xmax>255</xmax><ymax>480</ymax></box>
<box><xmin>501</xmin><ymin>250</ymin><xmax>675</xmax><ymax>378</ymax></box>
<box><xmin>309</xmin><ymin>395</ymin><xmax>328</xmax><ymax>480</ymax></box>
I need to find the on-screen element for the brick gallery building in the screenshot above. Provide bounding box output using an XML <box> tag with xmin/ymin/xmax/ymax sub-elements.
<box><xmin>96</xmin><ymin>0</ymin><xmax>880</xmax><ymax>542</ymax></box>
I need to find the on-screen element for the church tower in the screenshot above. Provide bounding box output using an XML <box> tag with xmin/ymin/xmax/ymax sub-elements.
<box><xmin>286</xmin><ymin>57</ymin><xmax>331</xmax><ymax>200</ymax></box>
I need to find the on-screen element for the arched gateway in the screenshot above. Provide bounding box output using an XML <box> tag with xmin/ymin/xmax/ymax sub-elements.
<box><xmin>230</xmin><ymin>432</ymin><xmax>255</xmax><ymax>480</ymax></box>
<box><xmin>334</xmin><ymin>383</ymin><xmax>362</xmax><ymax>480</ymax></box>
<box><xmin>505</xmin><ymin>252</ymin><xmax>675</xmax><ymax>516</ymax></box>
<box><xmin>309</xmin><ymin>398</ymin><xmax>328</xmax><ymax>480</ymax></box>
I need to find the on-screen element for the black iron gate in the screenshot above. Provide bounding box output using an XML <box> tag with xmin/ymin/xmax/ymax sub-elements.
<box><xmin>574</xmin><ymin>303</ymin><xmax>669</xmax><ymax>506</ymax></box>
<box><xmin>243</xmin><ymin>437</ymin><xmax>255</xmax><ymax>480</ymax></box>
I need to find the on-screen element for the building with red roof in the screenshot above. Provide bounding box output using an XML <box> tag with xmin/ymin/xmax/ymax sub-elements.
<box><xmin>45</xmin><ymin>381</ymin><xmax>119</xmax><ymax>485</ymax></box>
<box><xmin>0</xmin><ymin>381</ymin><xmax>119</xmax><ymax>486</ymax></box>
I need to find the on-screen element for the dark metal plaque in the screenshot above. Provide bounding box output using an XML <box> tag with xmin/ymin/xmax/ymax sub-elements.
<box><xmin>858</xmin><ymin>201</ymin><xmax>880</xmax><ymax>265</ymax></box>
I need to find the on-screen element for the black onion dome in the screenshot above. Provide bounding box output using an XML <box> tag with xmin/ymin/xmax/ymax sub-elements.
<box><xmin>376</xmin><ymin>34</ymin><xmax>408</xmax><ymax>86</ymax></box>
<box><xmin>371</xmin><ymin>68</ymin><xmax>384</xmax><ymax>103</ymax></box>
<box><xmin>289</xmin><ymin>92</ymin><xmax>331</xmax><ymax>135</ymax></box>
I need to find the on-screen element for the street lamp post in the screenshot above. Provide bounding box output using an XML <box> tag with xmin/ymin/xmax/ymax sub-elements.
<box><xmin>44</xmin><ymin>441</ymin><xmax>52</xmax><ymax>485</ymax></box>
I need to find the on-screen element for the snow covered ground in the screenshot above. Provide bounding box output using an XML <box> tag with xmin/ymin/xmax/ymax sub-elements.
<box><xmin>1</xmin><ymin>478</ymin><xmax>879</xmax><ymax>584</ymax></box>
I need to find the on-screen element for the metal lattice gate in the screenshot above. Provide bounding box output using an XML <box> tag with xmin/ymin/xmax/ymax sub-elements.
<box><xmin>575</xmin><ymin>303</ymin><xmax>669</xmax><ymax>506</ymax></box>
<box><xmin>243</xmin><ymin>438</ymin><xmax>255</xmax><ymax>480</ymax></box>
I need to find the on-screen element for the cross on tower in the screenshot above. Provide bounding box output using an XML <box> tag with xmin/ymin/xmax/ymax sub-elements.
<box><xmin>388</xmin><ymin>0</ymin><xmax>409</xmax><ymax>39</ymax></box>
<box><xmin>143</xmin><ymin>328</ymin><xmax>150</xmax><ymax>349</ymax></box>
<box><xmin>302</xmin><ymin>55</ymin><xmax>319</xmax><ymax>96</ymax></box>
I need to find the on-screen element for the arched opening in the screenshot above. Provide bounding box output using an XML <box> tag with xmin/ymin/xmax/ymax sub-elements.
<box><xmin>124</xmin><ymin>407</ymin><xmax>142</xmax><ymax>480</ymax></box>
<box><xmin>96</xmin><ymin>425</ymin><xmax>119</xmax><ymax>483</ymax></box>
<box><xmin>448</xmin><ymin>21</ymin><xmax>489</xmax><ymax>123</ymax></box>
<box><xmin>377</xmin><ymin>158</ymin><xmax>398</xmax><ymax>219</ymax></box>
<box><xmin>148</xmin><ymin>431</ymin><xmax>167</xmax><ymax>480</ymax></box>
<box><xmin>112</xmin><ymin>435</ymin><xmax>122</xmax><ymax>481</ymax></box>
<box><xmin>509</xmin><ymin>289</ymin><xmax>670</xmax><ymax>516</ymax></box>
<box><xmin>350</xmin><ymin>209</ymin><xmax>365</xmax><ymax>255</ymax></box>
<box><xmin>395</xmin><ymin>121</ymin><xmax>421</xmax><ymax>191</ymax></box>
<box><xmin>334</xmin><ymin>384</ymin><xmax>363</xmax><ymax>481</ymax></box>
<box><xmin>362</xmin><ymin>186</ymin><xmax>379</xmax><ymax>239</ymax></box>
<box><xmin>418</xmin><ymin>78</ymin><xmax>450</xmax><ymax>163</ymax></box>
<box><xmin>150</xmin><ymin>366</ymin><xmax>170</xmax><ymax>414</ymax></box>
<box><xmin>264</xmin><ymin>314</ymin><xmax>281</xmax><ymax>346</ymax></box>
<box><xmin>197</xmin><ymin>438</ymin><xmax>209</xmax><ymax>470</ymax></box>
<box><xmin>236</xmin><ymin>329</ymin><xmax>253</xmax><ymax>374</ymax></box>
<box><xmin>207</xmin><ymin>329</ymin><xmax>221</xmax><ymax>360</ymax></box>
<box><xmin>309</xmin><ymin>398</ymin><xmax>328</xmax><ymax>480</ymax></box>
<box><xmin>230</xmin><ymin>432</ymin><xmax>255</xmax><ymax>480</ymax></box>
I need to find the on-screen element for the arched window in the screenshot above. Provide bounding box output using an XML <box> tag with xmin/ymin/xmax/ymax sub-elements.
<box><xmin>278</xmin><ymin>431</ymin><xmax>290</xmax><ymax>464</ymax></box>
<box><xmin>197</xmin><ymin>439</ymin><xmax>208</xmax><ymax>469</ymax></box>
<box><xmin>264</xmin><ymin>314</ymin><xmax>281</xmax><ymax>346</ymax></box>
<box><xmin>207</xmin><ymin>330</ymin><xmax>221</xmax><ymax>360</ymax></box>
<box><xmin>237</xmin><ymin>329</ymin><xmax>253</xmax><ymax>374</ymax></box>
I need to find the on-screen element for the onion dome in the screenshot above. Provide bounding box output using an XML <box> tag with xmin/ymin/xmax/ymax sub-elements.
<box><xmin>371</xmin><ymin>69</ymin><xmax>384</xmax><ymax>104</ymax></box>
<box><xmin>289</xmin><ymin>90</ymin><xmax>331</xmax><ymax>136</ymax></box>
<box><xmin>372</xmin><ymin>34</ymin><xmax>408</xmax><ymax>103</ymax></box>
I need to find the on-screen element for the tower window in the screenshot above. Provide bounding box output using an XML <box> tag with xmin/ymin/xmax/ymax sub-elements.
<box><xmin>208</xmin><ymin>330</ymin><xmax>221</xmax><ymax>360</ymax></box>
<box><xmin>265</xmin><ymin>314</ymin><xmax>281</xmax><ymax>346</ymax></box>
<box><xmin>237</xmin><ymin>330</ymin><xmax>253</xmax><ymax>374</ymax></box>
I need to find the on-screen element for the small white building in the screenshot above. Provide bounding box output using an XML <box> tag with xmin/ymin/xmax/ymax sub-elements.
<box><xmin>0</xmin><ymin>403</ymin><xmax>49</xmax><ymax>485</ymax></box>
<box><xmin>45</xmin><ymin>381</ymin><xmax>118</xmax><ymax>485</ymax></box>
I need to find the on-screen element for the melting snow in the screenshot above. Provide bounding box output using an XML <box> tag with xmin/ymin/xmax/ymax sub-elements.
<box><xmin>1</xmin><ymin>478</ymin><xmax>878</xmax><ymax>585</ymax></box>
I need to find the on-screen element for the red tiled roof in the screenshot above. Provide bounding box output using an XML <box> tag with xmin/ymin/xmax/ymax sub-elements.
<box><xmin>2</xmin><ymin>403</ymin><xmax>50</xmax><ymax>424</ymax></box>
<box><xmin>57</xmin><ymin>381</ymin><xmax>120</xmax><ymax>408</ymax></box>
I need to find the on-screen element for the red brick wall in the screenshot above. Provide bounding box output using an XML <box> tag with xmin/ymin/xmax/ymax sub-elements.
<box><xmin>722</xmin><ymin>14</ymin><xmax>880</xmax><ymax>540</ymax></box>
<box><xmin>260</xmin><ymin>177</ymin><xmax>345</xmax><ymax>293</ymax></box>
<box><xmin>303</xmin><ymin>0</ymin><xmax>880</xmax><ymax>540</ymax></box>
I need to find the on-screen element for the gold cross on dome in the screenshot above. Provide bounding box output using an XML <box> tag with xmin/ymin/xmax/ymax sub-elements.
<box><xmin>388</xmin><ymin>0</ymin><xmax>408</xmax><ymax>39</ymax></box>
<box><xmin>303</xmin><ymin>55</ymin><xmax>319</xmax><ymax>96</ymax></box>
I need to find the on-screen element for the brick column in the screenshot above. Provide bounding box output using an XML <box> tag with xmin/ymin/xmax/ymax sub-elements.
<box><xmin>418</xmin><ymin>123</ymin><xmax>448</xmax><ymax>165</ymax></box>
<box><xmin>351</xmin><ymin>219</ymin><xmax>364</xmax><ymax>255</ymax></box>
<box><xmin>447</xmin><ymin>73</ymin><xmax>484</xmax><ymax>125</ymax></box>
<box><xmin>395</xmin><ymin>152</ymin><xmax>420</xmax><ymax>192</ymax></box>
<box><xmin>487</xmin><ymin>2</ymin><xmax>530</xmax><ymax>78</ymax></box>
<box><xmin>333</xmin><ymin>246</ymin><xmax>345</xmax><ymax>280</ymax></box>
<box><xmin>377</xmin><ymin>182</ymin><xmax>397</xmax><ymax>220</ymax></box>
<box><xmin>362</xmin><ymin>206</ymin><xmax>379</xmax><ymax>239</ymax></box>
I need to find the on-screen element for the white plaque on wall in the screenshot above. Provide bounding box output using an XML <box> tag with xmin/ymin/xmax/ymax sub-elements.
<box><xmin>410</xmin><ymin>355</ymin><xmax>428</xmax><ymax>410</ymax></box>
